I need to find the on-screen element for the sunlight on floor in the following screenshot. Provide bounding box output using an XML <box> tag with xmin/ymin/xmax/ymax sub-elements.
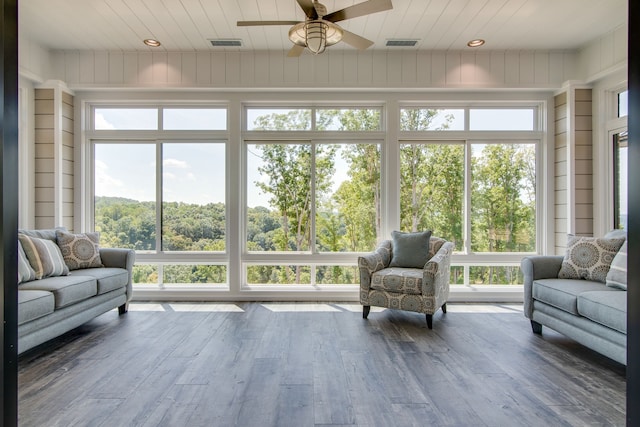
<box><xmin>128</xmin><ymin>302</ymin><xmax>245</xmax><ymax>312</ymax></box>
<box><xmin>126</xmin><ymin>302</ymin><xmax>522</xmax><ymax>314</ymax></box>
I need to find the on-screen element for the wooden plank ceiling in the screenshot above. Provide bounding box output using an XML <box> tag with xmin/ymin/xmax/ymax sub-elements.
<box><xmin>20</xmin><ymin>0</ymin><xmax>626</xmax><ymax>52</ymax></box>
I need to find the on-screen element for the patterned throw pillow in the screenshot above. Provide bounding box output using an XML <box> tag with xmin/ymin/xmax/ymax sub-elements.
<box><xmin>18</xmin><ymin>234</ymin><xmax>69</xmax><ymax>279</ymax></box>
<box><xmin>389</xmin><ymin>230</ymin><xmax>432</xmax><ymax>268</ymax></box>
<box><xmin>17</xmin><ymin>240</ymin><xmax>36</xmax><ymax>284</ymax></box>
<box><xmin>606</xmin><ymin>240</ymin><xmax>627</xmax><ymax>290</ymax></box>
<box><xmin>558</xmin><ymin>234</ymin><xmax>625</xmax><ymax>283</ymax></box>
<box><xmin>56</xmin><ymin>230</ymin><xmax>103</xmax><ymax>270</ymax></box>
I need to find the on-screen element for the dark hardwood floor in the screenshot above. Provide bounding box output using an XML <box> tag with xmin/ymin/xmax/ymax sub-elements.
<box><xmin>18</xmin><ymin>302</ymin><xmax>626</xmax><ymax>426</ymax></box>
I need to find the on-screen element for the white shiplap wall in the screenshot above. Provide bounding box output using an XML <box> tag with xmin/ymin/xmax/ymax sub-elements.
<box><xmin>47</xmin><ymin>49</ymin><xmax>578</xmax><ymax>90</ymax></box>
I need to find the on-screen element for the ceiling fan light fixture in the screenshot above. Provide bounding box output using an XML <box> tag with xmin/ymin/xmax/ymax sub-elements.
<box><xmin>288</xmin><ymin>20</ymin><xmax>343</xmax><ymax>55</ymax></box>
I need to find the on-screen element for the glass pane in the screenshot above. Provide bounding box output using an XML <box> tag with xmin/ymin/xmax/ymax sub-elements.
<box><xmin>94</xmin><ymin>108</ymin><xmax>158</xmax><ymax>130</ymax></box>
<box><xmin>316</xmin><ymin>144</ymin><xmax>381</xmax><ymax>252</ymax></box>
<box><xmin>132</xmin><ymin>264</ymin><xmax>158</xmax><ymax>284</ymax></box>
<box><xmin>400</xmin><ymin>108</ymin><xmax>464</xmax><ymax>131</ymax></box>
<box><xmin>469</xmin><ymin>266</ymin><xmax>523</xmax><ymax>285</ymax></box>
<box><xmin>94</xmin><ymin>143</ymin><xmax>156</xmax><ymax>250</ymax></box>
<box><xmin>450</xmin><ymin>266</ymin><xmax>464</xmax><ymax>285</ymax></box>
<box><xmin>163</xmin><ymin>108</ymin><xmax>227</xmax><ymax>130</ymax></box>
<box><xmin>316</xmin><ymin>109</ymin><xmax>381</xmax><ymax>131</ymax></box>
<box><xmin>316</xmin><ymin>265</ymin><xmax>359</xmax><ymax>284</ymax></box>
<box><xmin>247</xmin><ymin>144</ymin><xmax>312</xmax><ymax>251</ymax></box>
<box><xmin>471</xmin><ymin>143</ymin><xmax>536</xmax><ymax>252</ymax></box>
<box><xmin>162</xmin><ymin>143</ymin><xmax>225</xmax><ymax>251</ymax></box>
<box><xmin>246</xmin><ymin>265</ymin><xmax>311</xmax><ymax>285</ymax></box>
<box><xmin>614</xmin><ymin>131</ymin><xmax>628</xmax><ymax>229</ymax></box>
<box><xmin>618</xmin><ymin>91</ymin><xmax>628</xmax><ymax>118</ymax></box>
<box><xmin>247</xmin><ymin>108</ymin><xmax>312</xmax><ymax>130</ymax></box>
<box><xmin>469</xmin><ymin>109</ymin><xmax>535</xmax><ymax>130</ymax></box>
<box><xmin>399</xmin><ymin>143</ymin><xmax>464</xmax><ymax>250</ymax></box>
<box><xmin>163</xmin><ymin>265</ymin><xmax>227</xmax><ymax>284</ymax></box>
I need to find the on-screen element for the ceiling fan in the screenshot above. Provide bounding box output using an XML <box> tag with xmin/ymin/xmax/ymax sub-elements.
<box><xmin>237</xmin><ymin>0</ymin><xmax>393</xmax><ymax>57</ymax></box>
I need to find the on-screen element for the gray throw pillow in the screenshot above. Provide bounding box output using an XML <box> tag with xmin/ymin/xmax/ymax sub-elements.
<box><xmin>56</xmin><ymin>230</ymin><xmax>103</xmax><ymax>270</ymax></box>
<box><xmin>558</xmin><ymin>234</ymin><xmax>625</xmax><ymax>283</ymax></box>
<box><xmin>18</xmin><ymin>234</ymin><xmax>69</xmax><ymax>279</ymax></box>
<box><xmin>606</xmin><ymin>240</ymin><xmax>627</xmax><ymax>290</ymax></box>
<box><xmin>389</xmin><ymin>230</ymin><xmax>432</xmax><ymax>268</ymax></box>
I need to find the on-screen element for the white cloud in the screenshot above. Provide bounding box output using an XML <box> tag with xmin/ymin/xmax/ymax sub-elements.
<box><xmin>163</xmin><ymin>158</ymin><xmax>189</xmax><ymax>169</ymax></box>
<box><xmin>94</xmin><ymin>113</ymin><xmax>115</xmax><ymax>130</ymax></box>
<box><xmin>94</xmin><ymin>160</ymin><xmax>123</xmax><ymax>196</ymax></box>
<box><xmin>163</xmin><ymin>172</ymin><xmax>177</xmax><ymax>180</ymax></box>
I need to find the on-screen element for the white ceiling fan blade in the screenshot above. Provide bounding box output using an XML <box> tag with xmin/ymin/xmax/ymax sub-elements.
<box><xmin>340</xmin><ymin>30</ymin><xmax>374</xmax><ymax>50</ymax></box>
<box><xmin>296</xmin><ymin>0</ymin><xmax>317</xmax><ymax>19</ymax></box>
<box><xmin>287</xmin><ymin>44</ymin><xmax>306</xmax><ymax>57</ymax></box>
<box><xmin>324</xmin><ymin>0</ymin><xmax>393</xmax><ymax>23</ymax></box>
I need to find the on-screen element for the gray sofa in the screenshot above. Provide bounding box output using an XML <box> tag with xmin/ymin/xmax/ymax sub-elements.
<box><xmin>521</xmin><ymin>232</ymin><xmax>627</xmax><ymax>365</ymax></box>
<box><xmin>17</xmin><ymin>228</ymin><xmax>135</xmax><ymax>354</ymax></box>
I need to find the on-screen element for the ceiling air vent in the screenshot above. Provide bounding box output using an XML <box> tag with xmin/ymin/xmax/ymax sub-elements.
<box><xmin>209</xmin><ymin>39</ymin><xmax>243</xmax><ymax>47</ymax></box>
<box><xmin>385</xmin><ymin>39</ymin><xmax>419</xmax><ymax>47</ymax></box>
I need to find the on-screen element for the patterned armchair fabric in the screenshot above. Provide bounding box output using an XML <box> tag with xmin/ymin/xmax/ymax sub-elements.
<box><xmin>358</xmin><ymin>237</ymin><xmax>454</xmax><ymax>329</ymax></box>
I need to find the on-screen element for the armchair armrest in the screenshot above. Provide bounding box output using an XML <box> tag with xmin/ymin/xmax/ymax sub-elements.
<box><xmin>100</xmin><ymin>248</ymin><xmax>136</xmax><ymax>301</ymax></box>
<box><xmin>422</xmin><ymin>242</ymin><xmax>454</xmax><ymax>305</ymax></box>
<box><xmin>521</xmin><ymin>255</ymin><xmax>563</xmax><ymax>318</ymax></box>
<box><xmin>358</xmin><ymin>240</ymin><xmax>392</xmax><ymax>291</ymax></box>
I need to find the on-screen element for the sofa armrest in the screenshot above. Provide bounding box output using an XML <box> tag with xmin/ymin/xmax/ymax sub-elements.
<box><xmin>358</xmin><ymin>240</ymin><xmax>392</xmax><ymax>292</ymax></box>
<box><xmin>521</xmin><ymin>255</ymin><xmax>563</xmax><ymax>318</ymax></box>
<box><xmin>100</xmin><ymin>248</ymin><xmax>136</xmax><ymax>301</ymax></box>
<box><xmin>422</xmin><ymin>241</ymin><xmax>454</xmax><ymax>306</ymax></box>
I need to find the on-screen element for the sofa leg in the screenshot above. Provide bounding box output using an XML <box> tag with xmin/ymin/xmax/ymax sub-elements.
<box><xmin>531</xmin><ymin>320</ymin><xmax>542</xmax><ymax>334</ymax></box>
<box><xmin>426</xmin><ymin>314</ymin><xmax>433</xmax><ymax>329</ymax></box>
<box><xmin>118</xmin><ymin>303</ymin><xmax>129</xmax><ymax>315</ymax></box>
<box><xmin>441</xmin><ymin>302</ymin><xmax>447</xmax><ymax>314</ymax></box>
<box><xmin>363</xmin><ymin>305</ymin><xmax>371</xmax><ymax>319</ymax></box>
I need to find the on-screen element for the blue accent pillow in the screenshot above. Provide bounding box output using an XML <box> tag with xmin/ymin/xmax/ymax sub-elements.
<box><xmin>389</xmin><ymin>230</ymin><xmax>432</xmax><ymax>268</ymax></box>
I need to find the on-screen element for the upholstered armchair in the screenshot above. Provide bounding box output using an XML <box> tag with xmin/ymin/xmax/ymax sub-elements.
<box><xmin>358</xmin><ymin>232</ymin><xmax>454</xmax><ymax>329</ymax></box>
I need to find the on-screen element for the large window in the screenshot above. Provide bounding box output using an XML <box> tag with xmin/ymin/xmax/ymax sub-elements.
<box><xmin>90</xmin><ymin>106</ymin><xmax>228</xmax><ymax>287</ymax></box>
<box><xmin>244</xmin><ymin>107</ymin><xmax>382</xmax><ymax>286</ymax></box>
<box><xmin>400</xmin><ymin>106</ymin><xmax>539</xmax><ymax>286</ymax></box>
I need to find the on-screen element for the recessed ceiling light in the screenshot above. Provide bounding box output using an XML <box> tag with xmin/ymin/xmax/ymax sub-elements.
<box><xmin>144</xmin><ymin>39</ymin><xmax>161</xmax><ymax>47</ymax></box>
<box><xmin>467</xmin><ymin>39</ymin><xmax>485</xmax><ymax>48</ymax></box>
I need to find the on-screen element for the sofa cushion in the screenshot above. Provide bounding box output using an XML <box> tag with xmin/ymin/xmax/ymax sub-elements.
<box><xmin>577</xmin><ymin>290</ymin><xmax>627</xmax><ymax>334</ymax></box>
<box><xmin>19</xmin><ymin>275</ymin><xmax>97</xmax><ymax>309</ymax></box>
<box><xmin>71</xmin><ymin>268</ymin><xmax>128</xmax><ymax>295</ymax></box>
<box><xmin>56</xmin><ymin>230</ymin><xmax>103</xmax><ymax>270</ymax></box>
<box><xmin>532</xmin><ymin>278</ymin><xmax>607</xmax><ymax>315</ymax></box>
<box><xmin>371</xmin><ymin>267</ymin><xmax>423</xmax><ymax>295</ymax></box>
<box><xmin>558</xmin><ymin>235</ymin><xmax>625</xmax><ymax>283</ymax></box>
<box><xmin>18</xmin><ymin>290</ymin><xmax>54</xmax><ymax>325</ymax></box>
<box><xmin>389</xmin><ymin>230</ymin><xmax>432</xmax><ymax>268</ymax></box>
<box><xmin>606</xmin><ymin>240</ymin><xmax>627</xmax><ymax>290</ymax></box>
<box><xmin>18</xmin><ymin>240</ymin><xmax>37</xmax><ymax>284</ymax></box>
<box><xmin>18</xmin><ymin>234</ymin><xmax>69</xmax><ymax>279</ymax></box>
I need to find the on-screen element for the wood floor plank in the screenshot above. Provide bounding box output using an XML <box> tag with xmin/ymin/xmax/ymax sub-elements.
<box><xmin>18</xmin><ymin>302</ymin><xmax>626</xmax><ymax>426</ymax></box>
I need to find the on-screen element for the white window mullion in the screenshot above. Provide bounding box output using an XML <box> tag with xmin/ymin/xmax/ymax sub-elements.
<box><xmin>156</xmin><ymin>141</ymin><xmax>163</xmax><ymax>255</ymax></box>
<box><xmin>464</xmin><ymin>140</ymin><xmax>472</xmax><ymax>254</ymax></box>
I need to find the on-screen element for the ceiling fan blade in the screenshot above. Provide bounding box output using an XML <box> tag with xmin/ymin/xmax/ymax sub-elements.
<box><xmin>237</xmin><ymin>20</ymin><xmax>301</xmax><ymax>26</ymax></box>
<box><xmin>340</xmin><ymin>30</ymin><xmax>374</xmax><ymax>50</ymax></box>
<box><xmin>287</xmin><ymin>44</ymin><xmax>305</xmax><ymax>57</ymax></box>
<box><xmin>296</xmin><ymin>0</ymin><xmax>318</xmax><ymax>19</ymax></box>
<box><xmin>324</xmin><ymin>0</ymin><xmax>393</xmax><ymax>23</ymax></box>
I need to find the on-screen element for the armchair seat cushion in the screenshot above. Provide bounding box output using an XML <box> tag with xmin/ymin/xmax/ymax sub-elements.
<box><xmin>371</xmin><ymin>267</ymin><xmax>423</xmax><ymax>295</ymax></box>
<box><xmin>532</xmin><ymin>278</ymin><xmax>607</xmax><ymax>315</ymax></box>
